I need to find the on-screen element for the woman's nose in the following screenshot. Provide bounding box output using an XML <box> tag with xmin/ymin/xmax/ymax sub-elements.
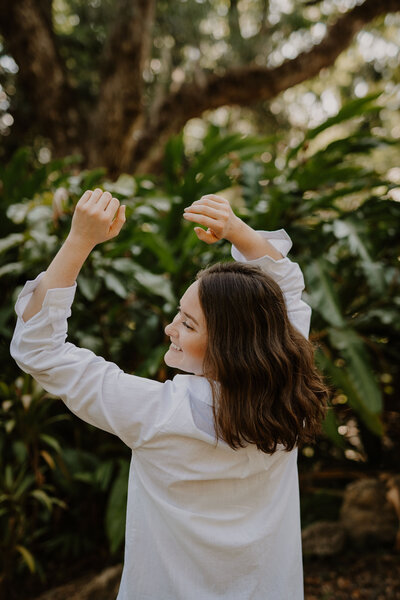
<box><xmin>165</xmin><ymin>320</ymin><xmax>176</xmax><ymax>337</ymax></box>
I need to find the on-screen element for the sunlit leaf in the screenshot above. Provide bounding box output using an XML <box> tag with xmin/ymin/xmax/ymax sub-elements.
<box><xmin>305</xmin><ymin>259</ymin><xmax>345</xmax><ymax>328</ymax></box>
<box><xmin>16</xmin><ymin>545</ymin><xmax>36</xmax><ymax>573</ymax></box>
<box><xmin>30</xmin><ymin>489</ymin><xmax>53</xmax><ymax>511</ymax></box>
<box><xmin>316</xmin><ymin>348</ymin><xmax>383</xmax><ymax>436</ymax></box>
<box><xmin>0</xmin><ymin>233</ymin><xmax>25</xmax><ymax>254</ymax></box>
<box><xmin>40</xmin><ymin>433</ymin><xmax>62</xmax><ymax>454</ymax></box>
<box><xmin>287</xmin><ymin>93</ymin><xmax>381</xmax><ymax>161</ymax></box>
<box><xmin>77</xmin><ymin>272</ymin><xmax>102</xmax><ymax>301</ymax></box>
<box><xmin>328</xmin><ymin>327</ymin><xmax>382</xmax><ymax>415</ymax></box>
<box><xmin>103</xmin><ymin>272</ymin><xmax>128</xmax><ymax>299</ymax></box>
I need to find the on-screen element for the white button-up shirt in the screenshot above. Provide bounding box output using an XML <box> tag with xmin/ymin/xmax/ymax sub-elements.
<box><xmin>11</xmin><ymin>230</ymin><xmax>311</xmax><ymax>600</ymax></box>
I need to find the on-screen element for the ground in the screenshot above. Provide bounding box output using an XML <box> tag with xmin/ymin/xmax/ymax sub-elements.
<box><xmin>304</xmin><ymin>550</ymin><xmax>400</xmax><ymax>599</ymax></box>
<box><xmin>31</xmin><ymin>549</ymin><xmax>400</xmax><ymax>600</ymax></box>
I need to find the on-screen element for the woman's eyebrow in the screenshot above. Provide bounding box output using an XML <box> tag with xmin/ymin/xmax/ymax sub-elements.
<box><xmin>178</xmin><ymin>305</ymin><xmax>199</xmax><ymax>326</ymax></box>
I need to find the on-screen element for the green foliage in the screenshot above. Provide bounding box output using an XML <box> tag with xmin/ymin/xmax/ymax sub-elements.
<box><xmin>0</xmin><ymin>376</ymin><xmax>69</xmax><ymax>591</ymax></box>
<box><xmin>1</xmin><ymin>96</ymin><xmax>399</xmax><ymax>595</ymax></box>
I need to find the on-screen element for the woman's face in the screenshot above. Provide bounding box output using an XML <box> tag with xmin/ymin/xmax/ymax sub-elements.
<box><xmin>164</xmin><ymin>281</ymin><xmax>208</xmax><ymax>375</ymax></box>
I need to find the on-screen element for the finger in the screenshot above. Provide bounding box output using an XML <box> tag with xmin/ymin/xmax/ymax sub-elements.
<box><xmin>187</xmin><ymin>197</ymin><xmax>226</xmax><ymax>211</ymax></box>
<box><xmin>86</xmin><ymin>188</ymin><xmax>103</xmax><ymax>205</ymax></box>
<box><xmin>184</xmin><ymin>205</ymin><xmax>225</xmax><ymax>219</ymax></box>
<box><xmin>194</xmin><ymin>227</ymin><xmax>219</xmax><ymax>244</ymax></box>
<box><xmin>104</xmin><ymin>196</ymin><xmax>120</xmax><ymax>219</ymax></box>
<box><xmin>200</xmin><ymin>194</ymin><xmax>229</xmax><ymax>205</ymax></box>
<box><xmin>76</xmin><ymin>190</ymin><xmax>93</xmax><ymax>207</ymax></box>
<box><xmin>108</xmin><ymin>205</ymin><xmax>126</xmax><ymax>237</ymax></box>
<box><xmin>183</xmin><ymin>213</ymin><xmax>219</xmax><ymax>229</ymax></box>
<box><xmin>96</xmin><ymin>191</ymin><xmax>113</xmax><ymax>210</ymax></box>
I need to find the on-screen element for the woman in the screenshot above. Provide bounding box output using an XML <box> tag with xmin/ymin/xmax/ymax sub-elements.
<box><xmin>11</xmin><ymin>189</ymin><xmax>327</xmax><ymax>599</ymax></box>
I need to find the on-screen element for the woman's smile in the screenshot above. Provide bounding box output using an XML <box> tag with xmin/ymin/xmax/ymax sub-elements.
<box><xmin>170</xmin><ymin>342</ymin><xmax>182</xmax><ymax>352</ymax></box>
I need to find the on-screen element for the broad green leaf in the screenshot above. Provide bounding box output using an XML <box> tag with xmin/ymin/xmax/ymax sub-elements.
<box><xmin>40</xmin><ymin>433</ymin><xmax>62</xmax><ymax>454</ymax></box>
<box><xmin>103</xmin><ymin>272</ymin><xmax>128</xmax><ymax>299</ymax></box>
<box><xmin>73</xmin><ymin>472</ymin><xmax>96</xmax><ymax>484</ymax></box>
<box><xmin>333</xmin><ymin>219</ymin><xmax>385</xmax><ymax>293</ymax></box>
<box><xmin>328</xmin><ymin>327</ymin><xmax>382</xmax><ymax>415</ymax></box>
<box><xmin>30</xmin><ymin>489</ymin><xmax>53</xmax><ymax>511</ymax></box>
<box><xmin>14</xmin><ymin>473</ymin><xmax>35</xmax><ymax>499</ymax></box>
<box><xmin>16</xmin><ymin>545</ymin><xmax>36</xmax><ymax>573</ymax></box>
<box><xmin>135</xmin><ymin>344</ymin><xmax>167</xmax><ymax>377</ymax></box>
<box><xmin>134</xmin><ymin>270</ymin><xmax>175</xmax><ymax>304</ymax></box>
<box><xmin>77</xmin><ymin>272</ymin><xmax>102</xmax><ymax>301</ymax></box>
<box><xmin>316</xmin><ymin>348</ymin><xmax>383</xmax><ymax>436</ymax></box>
<box><xmin>305</xmin><ymin>259</ymin><xmax>345</xmax><ymax>328</ymax></box>
<box><xmin>95</xmin><ymin>460</ymin><xmax>115</xmax><ymax>492</ymax></box>
<box><xmin>135</xmin><ymin>230</ymin><xmax>178</xmax><ymax>273</ymax></box>
<box><xmin>0</xmin><ymin>262</ymin><xmax>24</xmax><ymax>278</ymax></box>
<box><xmin>105</xmin><ymin>460</ymin><xmax>129</xmax><ymax>554</ymax></box>
<box><xmin>104</xmin><ymin>174</ymin><xmax>137</xmax><ymax>197</ymax></box>
<box><xmin>0</xmin><ymin>233</ymin><xmax>25</xmax><ymax>254</ymax></box>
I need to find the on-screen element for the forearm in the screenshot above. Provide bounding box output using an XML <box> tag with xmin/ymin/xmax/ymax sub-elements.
<box><xmin>22</xmin><ymin>234</ymin><xmax>93</xmax><ymax>322</ymax></box>
<box><xmin>228</xmin><ymin>218</ymin><xmax>283</xmax><ymax>261</ymax></box>
<box><xmin>21</xmin><ymin>188</ymin><xmax>125</xmax><ymax>323</ymax></box>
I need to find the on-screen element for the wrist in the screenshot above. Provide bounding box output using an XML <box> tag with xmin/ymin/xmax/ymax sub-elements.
<box><xmin>226</xmin><ymin>217</ymin><xmax>252</xmax><ymax>246</ymax></box>
<box><xmin>228</xmin><ymin>221</ymin><xmax>283</xmax><ymax>261</ymax></box>
<box><xmin>65</xmin><ymin>232</ymin><xmax>95</xmax><ymax>257</ymax></box>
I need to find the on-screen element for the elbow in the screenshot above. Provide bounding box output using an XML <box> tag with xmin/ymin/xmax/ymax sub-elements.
<box><xmin>10</xmin><ymin>335</ymin><xmax>53</xmax><ymax>377</ymax></box>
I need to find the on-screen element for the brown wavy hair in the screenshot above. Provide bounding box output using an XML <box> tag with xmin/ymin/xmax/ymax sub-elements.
<box><xmin>196</xmin><ymin>261</ymin><xmax>328</xmax><ymax>454</ymax></box>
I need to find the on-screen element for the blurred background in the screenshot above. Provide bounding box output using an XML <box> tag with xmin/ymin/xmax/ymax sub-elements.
<box><xmin>0</xmin><ymin>1</ymin><xmax>400</xmax><ymax>598</ymax></box>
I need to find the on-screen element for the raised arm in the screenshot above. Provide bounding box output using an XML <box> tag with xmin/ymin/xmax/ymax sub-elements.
<box><xmin>11</xmin><ymin>190</ymin><xmax>183</xmax><ymax>449</ymax></box>
<box><xmin>22</xmin><ymin>189</ymin><xmax>126</xmax><ymax>322</ymax></box>
<box><xmin>183</xmin><ymin>195</ymin><xmax>311</xmax><ymax>338</ymax></box>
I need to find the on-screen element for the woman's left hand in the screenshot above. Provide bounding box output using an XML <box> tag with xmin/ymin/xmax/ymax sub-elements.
<box><xmin>183</xmin><ymin>195</ymin><xmax>241</xmax><ymax>244</ymax></box>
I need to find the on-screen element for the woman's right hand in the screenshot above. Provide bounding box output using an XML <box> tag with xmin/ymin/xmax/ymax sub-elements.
<box><xmin>69</xmin><ymin>189</ymin><xmax>126</xmax><ymax>251</ymax></box>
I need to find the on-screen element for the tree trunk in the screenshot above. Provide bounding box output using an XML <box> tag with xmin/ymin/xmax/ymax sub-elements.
<box><xmin>0</xmin><ymin>0</ymin><xmax>82</xmax><ymax>155</ymax></box>
<box><xmin>87</xmin><ymin>0</ymin><xmax>156</xmax><ymax>175</ymax></box>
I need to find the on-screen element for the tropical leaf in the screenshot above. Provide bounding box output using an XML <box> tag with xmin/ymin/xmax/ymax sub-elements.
<box><xmin>30</xmin><ymin>489</ymin><xmax>53</xmax><ymax>512</ymax></box>
<box><xmin>305</xmin><ymin>259</ymin><xmax>345</xmax><ymax>328</ymax></box>
<box><xmin>333</xmin><ymin>219</ymin><xmax>385</xmax><ymax>294</ymax></box>
<box><xmin>287</xmin><ymin>92</ymin><xmax>381</xmax><ymax>162</ymax></box>
<box><xmin>105</xmin><ymin>459</ymin><xmax>129</xmax><ymax>554</ymax></box>
<box><xmin>328</xmin><ymin>327</ymin><xmax>383</xmax><ymax>416</ymax></box>
<box><xmin>316</xmin><ymin>349</ymin><xmax>383</xmax><ymax>436</ymax></box>
<box><xmin>15</xmin><ymin>545</ymin><xmax>36</xmax><ymax>574</ymax></box>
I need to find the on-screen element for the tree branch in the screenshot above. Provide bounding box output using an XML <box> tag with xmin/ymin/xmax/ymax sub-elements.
<box><xmin>0</xmin><ymin>0</ymin><xmax>80</xmax><ymax>152</ymax></box>
<box><xmin>88</xmin><ymin>0</ymin><xmax>156</xmax><ymax>170</ymax></box>
<box><xmin>129</xmin><ymin>0</ymin><xmax>400</xmax><ymax>173</ymax></box>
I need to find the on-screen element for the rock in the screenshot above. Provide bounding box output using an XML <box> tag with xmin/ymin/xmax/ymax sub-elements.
<box><xmin>340</xmin><ymin>478</ymin><xmax>398</xmax><ymax>547</ymax></box>
<box><xmin>302</xmin><ymin>520</ymin><xmax>346</xmax><ymax>556</ymax></box>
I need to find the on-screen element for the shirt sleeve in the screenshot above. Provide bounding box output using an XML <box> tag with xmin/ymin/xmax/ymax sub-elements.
<box><xmin>10</xmin><ymin>274</ymin><xmax>180</xmax><ymax>449</ymax></box>
<box><xmin>231</xmin><ymin>229</ymin><xmax>311</xmax><ymax>339</ymax></box>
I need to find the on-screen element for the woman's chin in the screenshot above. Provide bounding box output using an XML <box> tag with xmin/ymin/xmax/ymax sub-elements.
<box><xmin>164</xmin><ymin>348</ymin><xmax>180</xmax><ymax>369</ymax></box>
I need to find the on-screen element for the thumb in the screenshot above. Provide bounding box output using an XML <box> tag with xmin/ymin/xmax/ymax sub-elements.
<box><xmin>194</xmin><ymin>227</ymin><xmax>219</xmax><ymax>244</ymax></box>
<box><xmin>109</xmin><ymin>205</ymin><xmax>126</xmax><ymax>238</ymax></box>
